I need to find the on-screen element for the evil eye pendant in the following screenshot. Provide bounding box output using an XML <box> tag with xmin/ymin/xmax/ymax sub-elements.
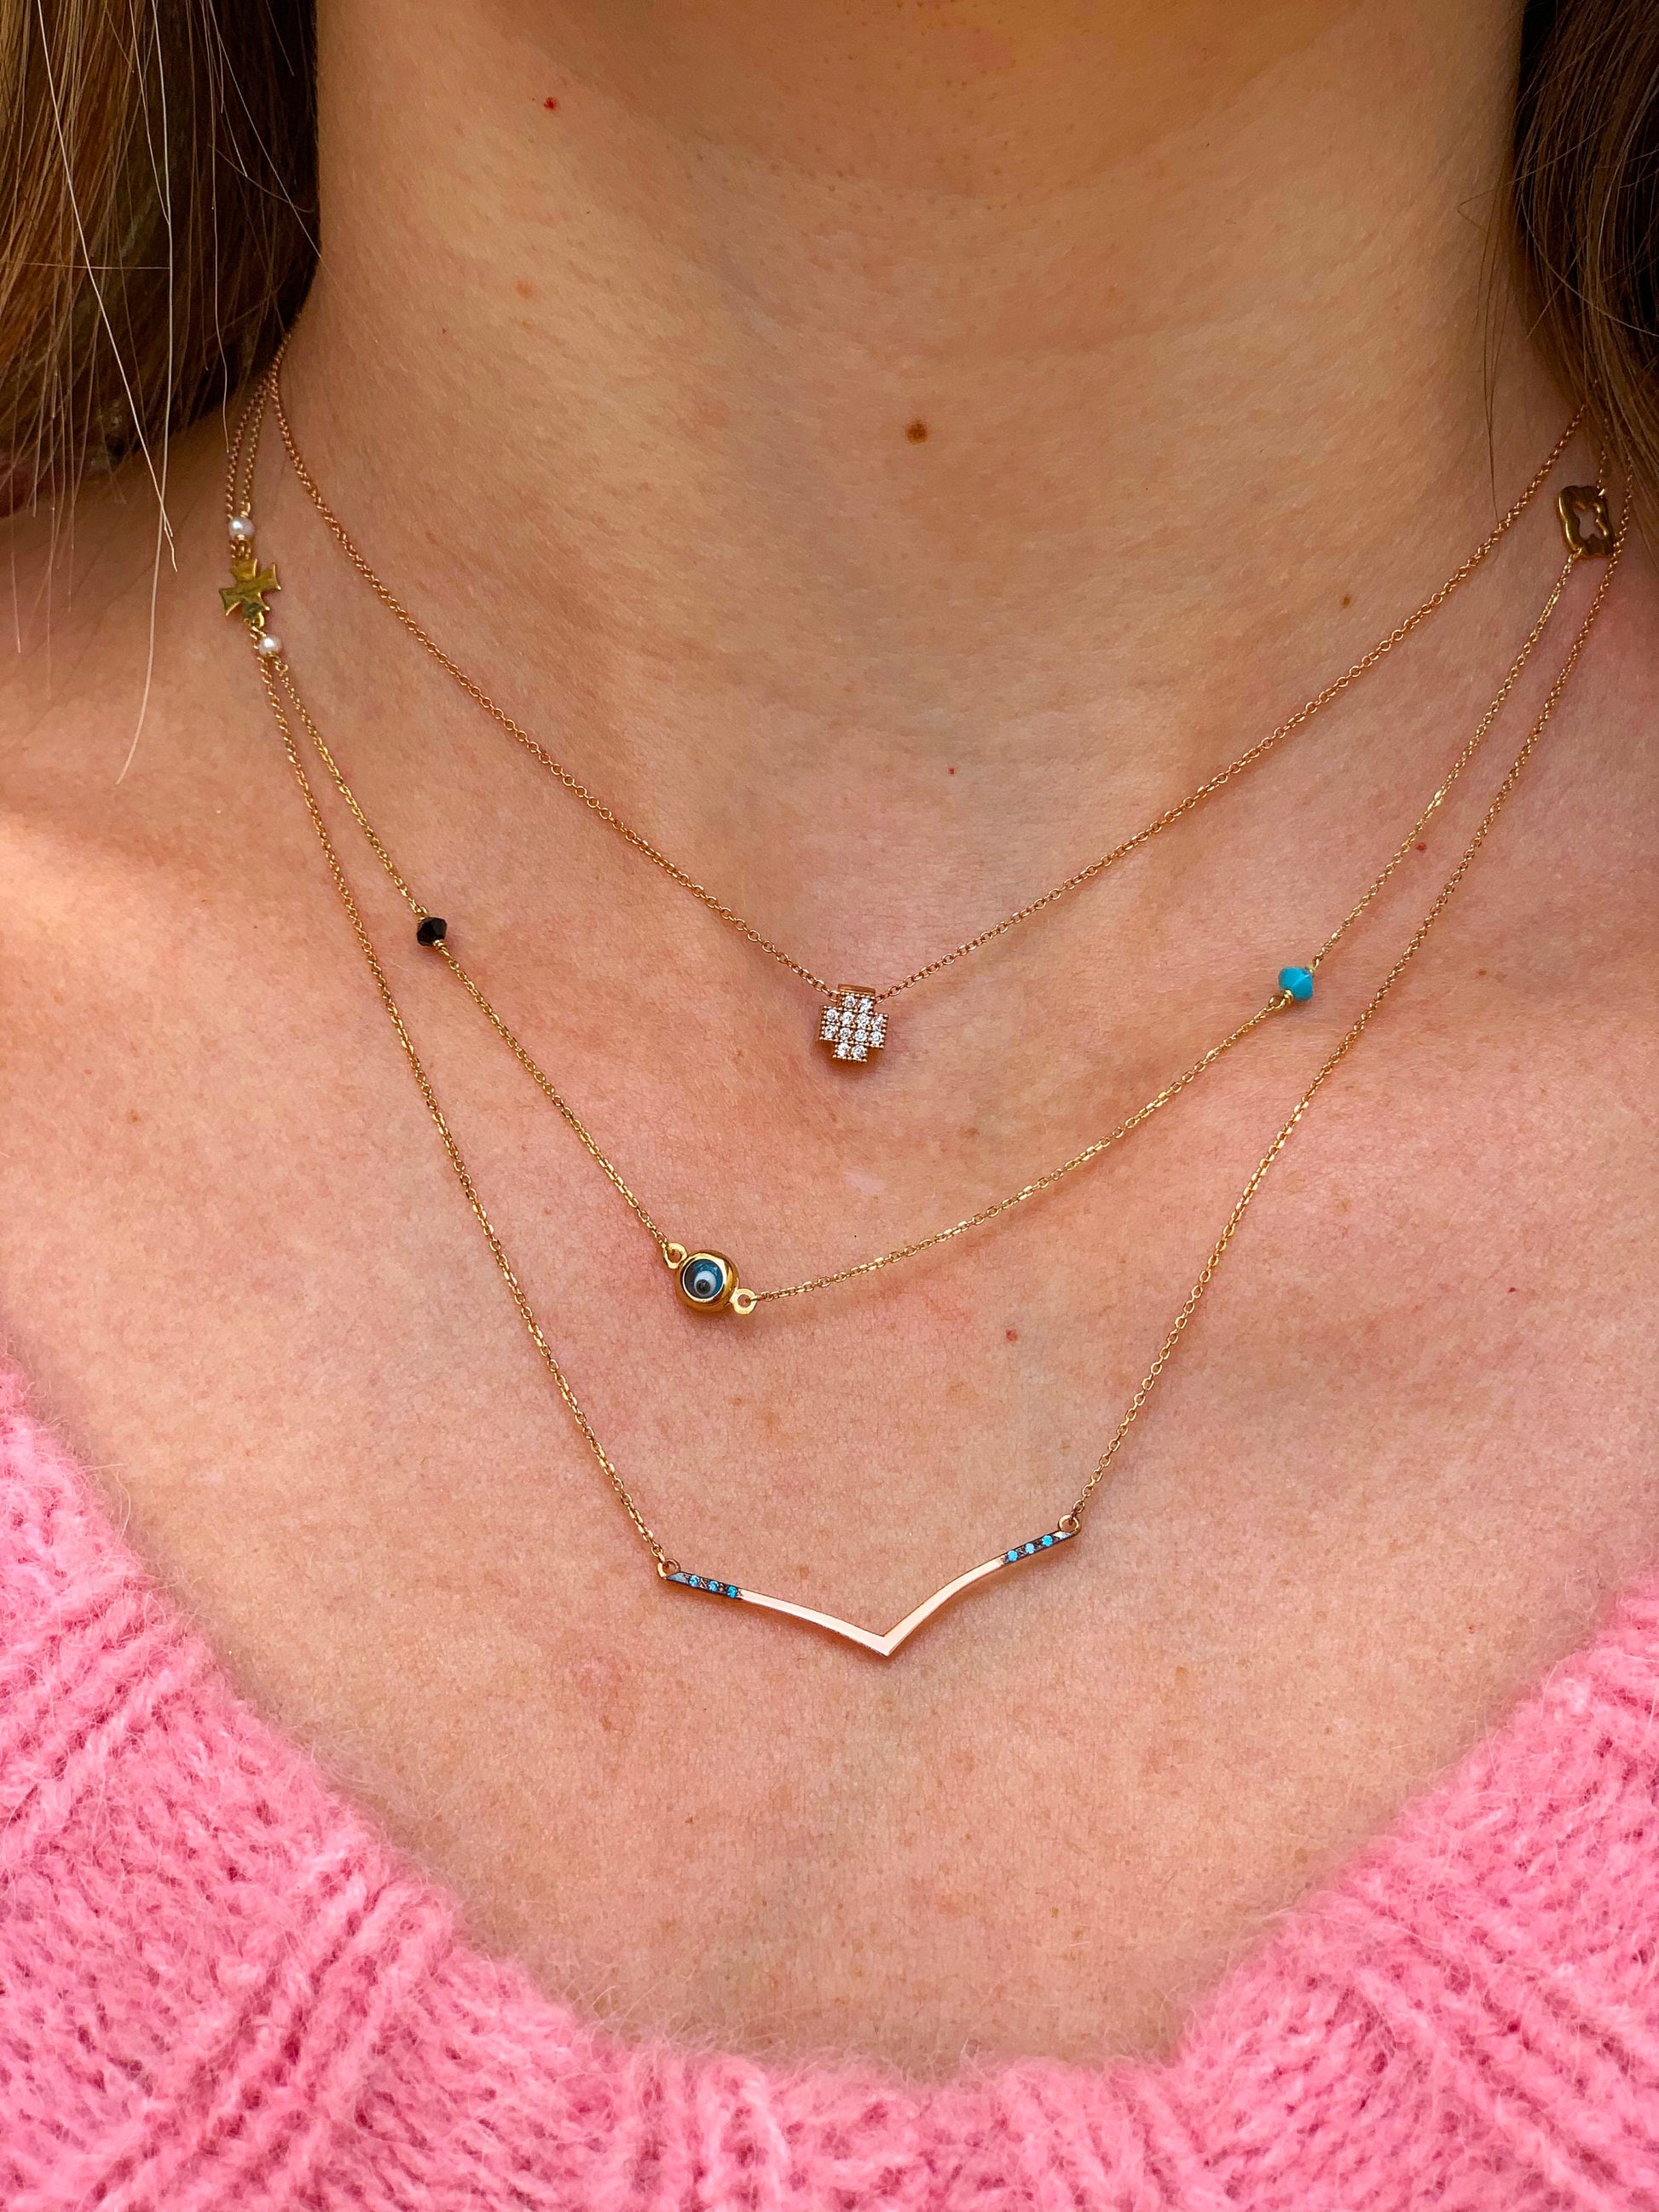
<box><xmin>665</xmin><ymin>1244</ymin><xmax>755</xmax><ymax>1316</ymax></box>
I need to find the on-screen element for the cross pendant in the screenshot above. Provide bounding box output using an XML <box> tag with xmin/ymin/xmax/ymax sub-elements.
<box><xmin>220</xmin><ymin>546</ymin><xmax>281</xmax><ymax>624</ymax></box>
<box><xmin>818</xmin><ymin>989</ymin><xmax>887</xmax><ymax>1064</ymax></box>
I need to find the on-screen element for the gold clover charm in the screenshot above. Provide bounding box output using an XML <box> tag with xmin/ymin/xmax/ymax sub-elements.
<box><xmin>1557</xmin><ymin>485</ymin><xmax>1614</xmax><ymax>558</ymax></box>
<box><xmin>220</xmin><ymin>546</ymin><xmax>281</xmax><ymax>623</ymax></box>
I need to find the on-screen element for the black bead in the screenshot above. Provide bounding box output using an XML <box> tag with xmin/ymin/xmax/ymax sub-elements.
<box><xmin>415</xmin><ymin>915</ymin><xmax>448</xmax><ymax>946</ymax></box>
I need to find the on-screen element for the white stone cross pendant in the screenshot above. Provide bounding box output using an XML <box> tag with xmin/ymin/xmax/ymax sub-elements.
<box><xmin>819</xmin><ymin>988</ymin><xmax>887</xmax><ymax>1064</ymax></box>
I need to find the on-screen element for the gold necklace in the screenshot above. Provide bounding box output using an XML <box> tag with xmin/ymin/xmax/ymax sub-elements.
<box><xmin>245</xmin><ymin>351</ymin><xmax>1581</xmax><ymax>1067</ymax></box>
<box><xmin>254</xmin><ymin>550</ymin><xmax>1575</xmax><ymax>1321</ymax></box>
<box><xmin>221</xmin><ymin>394</ymin><xmax>1621</xmax><ymax>1653</ymax></box>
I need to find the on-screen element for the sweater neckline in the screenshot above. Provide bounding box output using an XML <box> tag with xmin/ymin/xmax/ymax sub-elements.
<box><xmin>5</xmin><ymin>1354</ymin><xmax>1656</xmax><ymax>2096</ymax></box>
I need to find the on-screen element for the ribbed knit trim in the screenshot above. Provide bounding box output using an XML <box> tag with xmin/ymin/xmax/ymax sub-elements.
<box><xmin>4</xmin><ymin>1368</ymin><xmax>1659</xmax><ymax>2208</ymax></box>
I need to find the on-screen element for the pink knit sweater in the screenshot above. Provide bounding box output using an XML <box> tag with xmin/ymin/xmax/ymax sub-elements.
<box><xmin>3</xmin><ymin>1367</ymin><xmax>1658</xmax><ymax>2210</ymax></box>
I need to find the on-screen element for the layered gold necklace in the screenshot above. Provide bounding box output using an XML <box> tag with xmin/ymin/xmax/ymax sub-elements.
<box><xmin>259</xmin><ymin>345</ymin><xmax>1586</xmax><ymax>1067</ymax></box>
<box><xmin>221</xmin><ymin>367</ymin><xmax>1621</xmax><ymax>1655</ymax></box>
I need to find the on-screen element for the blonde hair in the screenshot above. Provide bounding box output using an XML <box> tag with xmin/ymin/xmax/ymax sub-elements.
<box><xmin>0</xmin><ymin>0</ymin><xmax>312</xmax><ymax>505</ymax></box>
<box><xmin>1</xmin><ymin>1</ymin><xmax>1655</xmax><ymax>515</ymax></box>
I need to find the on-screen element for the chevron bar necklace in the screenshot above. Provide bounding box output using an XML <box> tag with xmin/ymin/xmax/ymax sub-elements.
<box><xmin>222</xmin><ymin>380</ymin><xmax>1620</xmax><ymax>1654</ymax></box>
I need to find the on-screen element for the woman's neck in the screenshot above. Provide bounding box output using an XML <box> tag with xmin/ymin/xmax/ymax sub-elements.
<box><xmin>278</xmin><ymin>0</ymin><xmax>1557</xmax><ymax>960</ymax></box>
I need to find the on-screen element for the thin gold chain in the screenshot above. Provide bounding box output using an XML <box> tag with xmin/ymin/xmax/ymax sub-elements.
<box><xmin>225</xmin><ymin>373</ymin><xmax>1620</xmax><ymax>1569</ymax></box>
<box><xmin>1064</xmin><ymin>531</ymin><xmax>1622</xmax><ymax>1528</ymax></box>
<box><xmin>270</xmin><ymin>663</ymin><xmax>676</xmax><ymax>1247</ymax></box>
<box><xmin>253</xmin><ymin>655</ymin><xmax>677</xmax><ymax>1569</ymax></box>
<box><xmin>258</xmin><ymin>545</ymin><xmax>1573</xmax><ymax>1306</ymax></box>
<box><xmin>246</xmin><ymin>349</ymin><xmax>1582</xmax><ymax>1008</ymax></box>
<box><xmin>247</xmin><ymin>541</ymin><xmax>1618</xmax><ymax>1568</ymax></box>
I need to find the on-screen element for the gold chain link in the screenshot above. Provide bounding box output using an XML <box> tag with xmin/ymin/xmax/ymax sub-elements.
<box><xmin>1064</xmin><ymin>532</ymin><xmax>1622</xmax><ymax>1529</ymax></box>
<box><xmin>224</xmin><ymin>378</ymin><xmax>1619</xmax><ymax>1581</ymax></box>
<box><xmin>255</xmin><ymin>539</ymin><xmax>1575</xmax><ymax>1307</ymax></box>
<box><xmin>246</xmin><ymin>344</ymin><xmax>1581</xmax><ymax>1008</ymax></box>
<box><xmin>255</xmin><ymin>657</ymin><xmax>678</xmax><ymax>1570</ymax></box>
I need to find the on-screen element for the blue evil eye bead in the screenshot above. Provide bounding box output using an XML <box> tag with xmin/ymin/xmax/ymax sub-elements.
<box><xmin>677</xmin><ymin>1250</ymin><xmax>737</xmax><ymax>1313</ymax></box>
<box><xmin>1278</xmin><ymin>965</ymin><xmax>1315</xmax><ymax>1003</ymax></box>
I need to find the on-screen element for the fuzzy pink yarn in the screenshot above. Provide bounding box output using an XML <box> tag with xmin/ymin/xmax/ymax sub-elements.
<box><xmin>3</xmin><ymin>1368</ymin><xmax>1659</xmax><ymax>2209</ymax></box>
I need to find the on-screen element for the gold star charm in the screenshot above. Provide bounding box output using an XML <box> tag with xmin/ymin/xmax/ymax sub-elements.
<box><xmin>220</xmin><ymin>546</ymin><xmax>280</xmax><ymax>623</ymax></box>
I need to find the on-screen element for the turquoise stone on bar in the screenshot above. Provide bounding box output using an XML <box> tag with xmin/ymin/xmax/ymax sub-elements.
<box><xmin>671</xmin><ymin>1569</ymin><xmax>742</xmax><ymax>1598</ymax></box>
<box><xmin>1279</xmin><ymin>965</ymin><xmax>1315</xmax><ymax>1002</ymax></box>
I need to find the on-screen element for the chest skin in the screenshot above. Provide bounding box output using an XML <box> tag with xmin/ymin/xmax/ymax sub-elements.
<box><xmin>3</xmin><ymin>511</ymin><xmax>1656</xmax><ymax>2079</ymax></box>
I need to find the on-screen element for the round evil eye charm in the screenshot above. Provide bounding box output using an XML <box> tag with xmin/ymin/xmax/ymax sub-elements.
<box><xmin>663</xmin><ymin>1242</ymin><xmax>756</xmax><ymax>1315</ymax></box>
<box><xmin>676</xmin><ymin>1250</ymin><xmax>739</xmax><ymax>1314</ymax></box>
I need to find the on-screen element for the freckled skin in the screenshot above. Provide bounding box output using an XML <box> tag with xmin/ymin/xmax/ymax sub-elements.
<box><xmin>1</xmin><ymin>0</ymin><xmax>1656</xmax><ymax>2083</ymax></box>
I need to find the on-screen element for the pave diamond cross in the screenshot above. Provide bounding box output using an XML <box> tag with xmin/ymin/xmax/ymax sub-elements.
<box><xmin>818</xmin><ymin>988</ymin><xmax>887</xmax><ymax>1064</ymax></box>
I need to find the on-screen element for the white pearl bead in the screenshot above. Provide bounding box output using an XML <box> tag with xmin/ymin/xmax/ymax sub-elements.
<box><xmin>254</xmin><ymin>632</ymin><xmax>283</xmax><ymax>659</ymax></box>
<box><xmin>228</xmin><ymin>514</ymin><xmax>256</xmax><ymax>545</ymax></box>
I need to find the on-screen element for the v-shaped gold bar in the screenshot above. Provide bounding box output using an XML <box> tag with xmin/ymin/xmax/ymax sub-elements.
<box><xmin>662</xmin><ymin>1525</ymin><xmax>1077</xmax><ymax>1657</ymax></box>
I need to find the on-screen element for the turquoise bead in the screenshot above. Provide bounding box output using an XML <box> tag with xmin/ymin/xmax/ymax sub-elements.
<box><xmin>1279</xmin><ymin>965</ymin><xmax>1315</xmax><ymax>1002</ymax></box>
